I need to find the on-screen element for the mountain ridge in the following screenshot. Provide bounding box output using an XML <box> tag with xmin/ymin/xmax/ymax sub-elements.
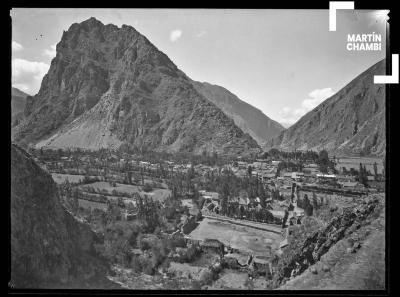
<box><xmin>265</xmin><ymin>59</ymin><xmax>386</xmax><ymax>157</ymax></box>
<box><xmin>11</xmin><ymin>87</ymin><xmax>30</xmax><ymax>126</ymax></box>
<box><xmin>191</xmin><ymin>80</ymin><xmax>285</xmax><ymax>145</ymax></box>
<box><xmin>13</xmin><ymin>17</ymin><xmax>260</xmax><ymax>156</ymax></box>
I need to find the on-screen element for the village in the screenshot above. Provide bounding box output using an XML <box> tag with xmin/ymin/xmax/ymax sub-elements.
<box><xmin>26</xmin><ymin>146</ymin><xmax>385</xmax><ymax>289</ymax></box>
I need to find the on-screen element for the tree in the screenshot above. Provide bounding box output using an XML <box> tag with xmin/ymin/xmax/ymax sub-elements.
<box><xmin>317</xmin><ymin>150</ymin><xmax>330</xmax><ymax>173</ymax></box>
<box><xmin>219</xmin><ymin>180</ymin><xmax>230</xmax><ymax>215</ymax></box>
<box><xmin>247</xmin><ymin>166</ymin><xmax>253</xmax><ymax>178</ymax></box>
<box><xmin>373</xmin><ymin>162</ymin><xmax>378</xmax><ymax>180</ymax></box>
<box><xmin>312</xmin><ymin>192</ymin><xmax>318</xmax><ymax>210</ymax></box>
<box><xmin>358</xmin><ymin>163</ymin><xmax>368</xmax><ymax>186</ymax></box>
<box><xmin>127</xmin><ymin>171</ymin><xmax>132</xmax><ymax>184</ymax></box>
<box><xmin>258</xmin><ymin>184</ymin><xmax>267</xmax><ymax>209</ymax></box>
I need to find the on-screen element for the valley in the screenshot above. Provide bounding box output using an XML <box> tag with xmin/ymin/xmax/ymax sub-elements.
<box><xmin>10</xmin><ymin>15</ymin><xmax>387</xmax><ymax>291</ymax></box>
<box><xmin>10</xmin><ymin>143</ymin><xmax>386</xmax><ymax>289</ymax></box>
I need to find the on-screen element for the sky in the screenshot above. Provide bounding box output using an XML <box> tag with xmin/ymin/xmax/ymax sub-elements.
<box><xmin>11</xmin><ymin>9</ymin><xmax>387</xmax><ymax>127</ymax></box>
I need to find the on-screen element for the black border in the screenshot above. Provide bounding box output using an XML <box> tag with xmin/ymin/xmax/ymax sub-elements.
<box><xmin>5</xmin><ymin>0</ymin><xmax>397</xmax><ymax>296</ymax></box>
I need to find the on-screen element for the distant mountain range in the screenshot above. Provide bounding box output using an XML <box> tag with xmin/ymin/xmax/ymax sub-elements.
<box><xmin>192</xmin><ymin>81</ymin><xmax>285</xmax><ymax>145</ymax></box>
<box><xmin>11</xmin><ymin>17</ymin><xmax>385</xmax><ymax>158</ymax></box>
<box><xmin>12</xmin><ymin>17</ymin><xmax>262</xmax><ymax>156</ymax></box>
<box><xmin>11</xmin><ymin>87</ymin><xmax>30</xmax><ymax>126</ymax></box>
<box><xmin>266</xmin><ymin>59</ymin><xmax>386</xmax><ymax>157</ymax></box>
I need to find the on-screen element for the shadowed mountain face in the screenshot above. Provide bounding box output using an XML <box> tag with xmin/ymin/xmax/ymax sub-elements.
<box><xmin>266</xmin><ymin>59</ymin><xmax>386</xmax><ymax>157</ymax></box>
<box><xmin>12</xmin><ymin>17</ymin><xmax>260</xmax><ymax>156</ymax></box>
<box><xmin>192</xmin><ymin>81</ymin><xmax>285</xmax><ymax>145</ymax></box>
<box><xmin>11</xmin><ymin>144</ymin><xmax>119</xmax><ymax>288</ymax></box>
<box><xmin>11</xmin><ymin>87</ymin><xmax>30</xmax><ymax>127</ymax></box>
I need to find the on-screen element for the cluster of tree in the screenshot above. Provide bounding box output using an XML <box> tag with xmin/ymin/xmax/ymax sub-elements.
<box><xmin>276</xmin><ymin>161</ymin><xmax>304</xmax><ymax>176</ymax></box>
<box><xmin>316</xmin><ymin>150</ymin><xmax>336</xmax><ymax>174</ymax></box>
<box><xmin>261</xmin><ymin>149</ymin><xmax>319</xmax><ymax>163</ymax></box>
<box><xmin>297</xmin><ymin>192</ymin><xmax>330</xmax><ymax>217</ymax></box>
<box><xmin>58</xmin><ymin>180</ymin><xmax>80</xmax><ymax>215</ymax></box>
<box><xmin>357</xmin><ymin>163</ymin><xmax>369</xmax><ymax>187</ymax></box>
<box><xmin>224</xmin><ymin>203</ymin><xmax>280</xmax><ymax>224</ymax></box>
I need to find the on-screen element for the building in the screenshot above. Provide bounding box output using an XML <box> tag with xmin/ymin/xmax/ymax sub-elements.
<box><xmin>316</xmin><ymin>174</ymin><xmax>337</xmax><ymax>182</ymax></box>
<box><xmin>291</xmin><ymin>172</ymin><xmax>304</xmax><ymax>180</ymax></box>
<box><xmin>201</xmin><ymin>238</ymin><xmax>224</xmax><ymax>254</ymax></box>
<box><xmin>251</xmin><ymin>255</ymin><xmax>271</xmax><ymax>275</ymax></box>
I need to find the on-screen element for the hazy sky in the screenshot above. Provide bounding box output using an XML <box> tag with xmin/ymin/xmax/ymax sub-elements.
<box><xmin>11</xmin><ymin>9</ymin><xmax>387</xmax><ymax>127</ymax></box>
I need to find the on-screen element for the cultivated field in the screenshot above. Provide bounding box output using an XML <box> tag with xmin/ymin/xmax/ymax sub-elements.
<box><xmin>188</xmin><ymin>218</ymin><xmax>283</xmax><ymax>256</ymax></box>
<box><xmin>335</xmin><ymin>157</ymin><xmax>383</xmax><ymax>173</ymax></box>
<box><xmin>78</xmin><ymin>198</ymin><xmax>108</xmax><ymax>211</ymax></box>
<box><xmin>52</xmin><ymin>173</ymin><xmax>88</xmax><ymax>184</ymax></box>
<box><xmin>79</xmin><ymin>181</ymin><xmax>171</xmax><ymax>202</ymax></box>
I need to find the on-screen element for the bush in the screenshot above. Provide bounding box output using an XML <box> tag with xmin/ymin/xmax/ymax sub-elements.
<box><xmin>199</xmin><ymin>269</ymin><xmax>214</xmax><ymax>285</ymax></box>
<box><xmin>130</xmin><ymin>256</ymin><xmax>142</xmax><ymax>273</ymax></box>
<box><xmin>137</xmin><ymin>234</ymin><xmax>151</xmax><ymax>251</ymax></box>
<box><xmin>142</xmin><ymin>183</ymin><xmax>153</xmax><ymax>192</ymax></box>
<box><xmin>140</xmin><ymin>256</ymin><xmax>155</xmax><ymax>275</ymax></box>
<box><xmin>182</xmin><ymin>244</ymin><xmax>200</xmax><ymax>263</ymax></box>
<box><xmin>167</xmin><ymin>235</ymin><xmax>186</xmax><ymax>250</ymax></box>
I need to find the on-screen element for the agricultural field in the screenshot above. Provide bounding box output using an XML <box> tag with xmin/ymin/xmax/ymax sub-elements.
<box><xmin>188</xmin><ymin>218</ymin><xmax>283</xmax><ymax>256</ymax></box>
<box><xmin>51</xmin><ymin>173</ymin><xmax>88</xmax><ymax>184</ymax></box>
<box><xmin>79</xmin><ymin>181</ymin><xmax>171</xmax><ymax>202</ymax></box>
<box><xmin>335</xmin><ymin>157</ymin><xmax>383</xmax><ymax>173</ymax></box>
<box><xmin>78</xmin><ymin>198</ymin><xmax>108</xmax><ymax>211</ymax></box>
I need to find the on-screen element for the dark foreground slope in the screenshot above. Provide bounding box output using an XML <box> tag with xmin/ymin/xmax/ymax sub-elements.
<box><xmin>12</xmin><ymin>17</ymin><xmax>259</xmax><ymax>156</ymax></box>
<box><xmin>266</xmin><ymin>60</ymin><xmax>386</xmax><ymax>157</ymax></box>
<box><xmin>10</xmin><ymin>144</ymin><xmax>119</xmax><ymax>288</ymax></box>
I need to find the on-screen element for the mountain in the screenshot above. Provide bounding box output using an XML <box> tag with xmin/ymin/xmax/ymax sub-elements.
<box><xmin>266</xmin><ymin>59</ymin><xmax>386</xmax><ymax>157</ymax></box>
<box><xmin>12</xmin><ymin>17</ymin><xmax>260</xmax><ymax>156</ymax></box>
<box><xmin>11</xmin><ymin>143</ymin><xmax>118</xmax><ymax>288</ymax></box>
<box><xmin>11</xmin><ymin>87</ymin><xmax>30</xmax><ymax>126</ymax></box>
<box><xmin>191</xmin><ymin>81</ymin><xmax>285</xmax><ymax>145</ymax></box>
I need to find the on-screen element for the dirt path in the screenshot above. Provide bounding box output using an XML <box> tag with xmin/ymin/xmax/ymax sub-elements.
<box><xmin>202</xmin><ymin>214</ymin><xmax>282</xmax><ymax>234</ymax></box>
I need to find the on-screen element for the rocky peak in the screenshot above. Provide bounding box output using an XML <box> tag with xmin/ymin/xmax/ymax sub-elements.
<box><xmin>13</xmin><ymin>18</ymin><xmax>260</xmax><ymax>155</ymax></box>
<box><xmin>266</xmin><ymin>59</ymin><xmax>385</xmax><ymax>157</ymax></box>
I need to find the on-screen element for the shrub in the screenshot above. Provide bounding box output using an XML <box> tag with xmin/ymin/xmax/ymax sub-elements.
<box><xmin>142</xmin><ymin>183</ymin><xmax>153</xmax><ymax>192</ymax></box>
<box><xmin>137</xmin><ymin>234</ymin><xmax>151</xmax><ymax>251</ymax></box>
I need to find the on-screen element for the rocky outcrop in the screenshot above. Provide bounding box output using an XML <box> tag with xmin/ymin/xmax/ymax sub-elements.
<box><xmin>266</xmin><ymin>60</ymin><xmax>386</xmax><ymax>157</ymax></box>
<box><xmin>192</xmin><ymin>81</ymin><xmax>285</xmax><ymax>145</ymax></box>
<box><xmin>272</xmin><ymin>196</ymin><xmax>382</xmax><ymax>288</ymax></box>
<box><xmin>10</xmin><ymin>143</ymin><xmax>118</xmax><ymax>288</ymax></box>
<box><xmin>12</xmin><ymin>17</ymin><xmax>260</xmax><ymax>156</ymax></box>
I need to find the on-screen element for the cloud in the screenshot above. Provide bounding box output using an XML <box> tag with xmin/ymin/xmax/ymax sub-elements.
<box><xmin>301</xmin><ymin>88</ymin><xmax>335</xmax><ymax>110</ymax></box>
<box><xmin>12</xmin><ymin>58</ymin><xmax>50</xmax><ymax>95</ymax></box>
<box><xmin>12</xmin><ymin>41</ymin><xmax>23</xmax><ymax>52</ymax></box>
<box><xmin>170</xmin><ymin>29</ymin><xmax>182</xmax><ymax>42</ymax></box>
<box><xmin>196</xmin><ymin>30</ymin><xmax>206</xmax><ymax>38</ymax></box>
<box><xmin>277</xmin><ymin>107</ymin><xmax>299</xmax><ymax>127</ymax></box>
<box><xmin>277</xmin><ymin>87</ymin><xmax>335</xmax><ymax>127</ymax></box>
<box><xmin>43</xmin><ymin>43</ymin><xmax>57</xmax><ymax>58</ymax></box>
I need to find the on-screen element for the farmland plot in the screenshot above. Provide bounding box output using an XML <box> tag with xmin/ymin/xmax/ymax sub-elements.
<box><xmin>188</xmin><ymin>218</ymin><xmax>282</xmax><ymax>256</ymax></box>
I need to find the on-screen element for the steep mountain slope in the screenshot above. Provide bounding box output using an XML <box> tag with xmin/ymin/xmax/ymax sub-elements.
<box><xmin>11</xmin><ymin>143</ymin><xmax>119</xmax><ymax>288</ymax></box>
<box><xmin>276</xmin><ymin>195</ymin><xmax>385</xmax><ymax>290</ymax></box>
<box><xmin>266</xmin><ymin>60</ymin><xmax>386</xmax><ymax>157</ymax></box>
<box><xmin>192</xmin><ymin>81</ymin><xmax>285</xmax><ymax>145</ymax></box>
<box><xmin>11</xmin><ymin>87</ymin><xmax>29</xmax><ymax>126</ymax></box>
<box><xmin>12</xmin><ymin>17</ymin><xmax>260</xmax><ymax>156</ymax></box>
